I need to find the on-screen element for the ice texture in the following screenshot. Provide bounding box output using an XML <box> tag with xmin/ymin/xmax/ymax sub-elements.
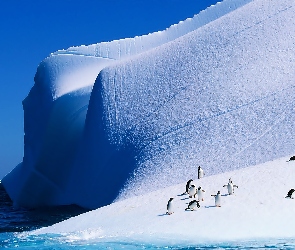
<box><xmin>2</xmin><ymin>0</ymin><xmax>295</xmax><ymax>209</ymax></box>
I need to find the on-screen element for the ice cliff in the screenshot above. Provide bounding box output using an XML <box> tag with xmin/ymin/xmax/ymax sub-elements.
<box><xmin>2</xmin><ymin>0</ymin><xmax>295</xmax><ymax>209</ymax></box>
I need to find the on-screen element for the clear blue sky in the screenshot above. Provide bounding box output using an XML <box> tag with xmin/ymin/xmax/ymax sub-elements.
<box><xmin>0</xmin><ymin>0</ymin><xmax>219</xmax><ymax>179</ymax></box>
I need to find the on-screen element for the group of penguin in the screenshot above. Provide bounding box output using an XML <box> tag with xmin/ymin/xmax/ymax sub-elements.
<box><xmin>166</xmin><ymin>157</ymin><xmax>295</xmax><ymax>215</ymax></box>
<box><xmin>166</xmin><ymin>166</ymin><xmax>239</xmax><ymax>215</ymax></box>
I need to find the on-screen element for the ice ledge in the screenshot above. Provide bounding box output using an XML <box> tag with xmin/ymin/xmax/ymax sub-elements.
<box><xmin>52</xmin><ymin>0</ymin><xmax>252</xmax><ymax>60</ymax></box>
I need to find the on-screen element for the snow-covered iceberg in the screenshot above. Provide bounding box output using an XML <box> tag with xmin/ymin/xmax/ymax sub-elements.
<box><xmin>2</xmin><ymin>0</ymin><xmax>295</xmax><ymax>210</ymax></box>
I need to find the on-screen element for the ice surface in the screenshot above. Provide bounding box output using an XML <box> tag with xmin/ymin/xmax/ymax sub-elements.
<box><xmin>31</xmin><ymin>157</ymin><xmax>295</xmax><ymax>243</ymax></box>
<box><xmin>2</xmin><ymin>0</ymin><xmax>295</xmax><ymax>209</ymax></box>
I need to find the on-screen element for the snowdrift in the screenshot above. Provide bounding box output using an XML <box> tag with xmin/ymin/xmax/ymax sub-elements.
<box><xmin>31</xmin><ymin>157</ymin><xmax>295</xmax><ymax>244</ymax></box>
<box><xmin>2</xmin><ymin>0</ymin><xmax>295</xmax><ymax>209</ymax></box>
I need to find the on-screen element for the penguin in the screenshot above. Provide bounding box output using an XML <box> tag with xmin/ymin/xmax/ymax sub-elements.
<box><xmin>166</xmin><ymin>198</ymin><xmax>174</xmax><ymax>215</ymax></box>
<box><xmin>285</xmin><ymin>189</ymin><xmax>295</xmax><ymax>199</ymax></box>
<box><xmin>211</xmin><ymin>191</ymin><xmax>221</xmax><ymax>207</ymax></box>
<box><xmin>223</xmin><ymin>178</ymin><xmax>238</xmax><ymax>195</ymax></box>
<box><xmin>197</xmin><ymin>186</ymin><xmax>205</xmax><ymax>201</ymax></box>
<box><xmin>188</xmin><ymin>184</ymin><xmax>197</xmax><ymax>198</ymax></box>
<box><xmin>198</xmin><ymin>166</ymin><xmax>204</xmax><ymax>179</ymax></box>
<box><xmin>185</xmin><ymin>200</ymin><xmax>200</xmax><ymax>211</ymax></box>
<box><xmin>287</xmin><ymin>156</ymin><xmax>295</xmax><ymax>162</ymax></box>
<box><xmin>184</xmin><ymin>179</ymin><xmax>194</xmax><ymax>194</ymax></box>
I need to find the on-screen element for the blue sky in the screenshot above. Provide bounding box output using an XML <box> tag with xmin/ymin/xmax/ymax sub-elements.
<box><xmin>0</xmin><ymin>0</ymin><xmax>219</xmax><ymax>178</ymax></box>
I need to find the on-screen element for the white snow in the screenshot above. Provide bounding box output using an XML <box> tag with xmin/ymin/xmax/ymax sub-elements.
<box><xmin>31</xmin><ymin>156</ymin><xmax>295</xmax><ymax>244</ymax></box>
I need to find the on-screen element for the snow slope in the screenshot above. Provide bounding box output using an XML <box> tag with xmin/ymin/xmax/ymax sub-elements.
<box><xmin>31</xmin><ymin>156</ymin><xmax>295</xmax><ymax>244</ymax></box>
<box><xmin>2</xmin><ymin>0</ymin><xmax>295</xmax><ymax>210</ymax></box>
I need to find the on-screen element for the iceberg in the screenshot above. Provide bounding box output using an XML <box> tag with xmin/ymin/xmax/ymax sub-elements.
<box><xmin>2</xmin><ymin>0</ymin><xmax>295</xmax><ymax>210</ymax></box>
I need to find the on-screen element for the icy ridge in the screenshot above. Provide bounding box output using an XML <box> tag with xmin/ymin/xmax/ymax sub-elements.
<box><xmin>52</xmin><ymin>0</ymin><xmax>252</xmax><ymax>59</ymax></box>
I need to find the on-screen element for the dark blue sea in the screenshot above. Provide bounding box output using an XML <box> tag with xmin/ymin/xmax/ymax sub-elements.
<box><xmin>1</xmin><ymin>184</ymin><xmax>295</xmax><ymax>249</ymax></box>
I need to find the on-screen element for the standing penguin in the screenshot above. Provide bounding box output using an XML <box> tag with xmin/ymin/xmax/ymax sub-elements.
<box><xmin>166</xmin><ymin>198</ymin><xmax>174</xmax><ymax>215</ymax></box>
<box><xmin>188</xmin><ymin>185</ymin><xmax>197</xmax><ymax>198</ymax></box>
<box><xmin>211</xmin><ymin>191</ymin><xmax>221</xmax><ymax>207</ymax></box>
<box><xmin>184</xmin><ymin>179</ymin><xmax>194</xmax><ymax>194</ymax></box>
<box><xmin>198</xmin><ymin>166</ymin><xmax>204</xmax><ymax>179</ymax></box>
<box><xmin>185</xmin><ymin>200</ymin><xmax>200</xmax><ymax>211</ymax></box>
<box><xmin>197</xmin><ymin>186</ymin><xmax>205</xmax><ymax>201</ymax></box>
<box><xmin>285</xmin><ymin>189</ymin><xmax>295</xmax><ymax>199</ymax></box>
<box><xmin>223</xmin><ymin>178</ymin><xmax>238</xmax><ymax>195</ymax></box>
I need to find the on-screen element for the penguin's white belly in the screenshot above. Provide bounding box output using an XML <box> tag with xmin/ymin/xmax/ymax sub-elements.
<box><xmin>199</xmin><ymin>170</ymin><xmax>204</xmax><ymax>178</ymax></box>
<box><xmin>228</xmin><ymin>183</ymin><xmax>233</xmax><ymax>195</ymax></box>
<box><xmin>189</xmin><ymin>202</ymin><xmax>197</xmax><ymax>210</ymax></box>
<box><xmin>167</xmin><ymin>203</ymin><xmax>173</xmax><ymax>213</ymax></box>
<box><xmin>215</xmin><ymin>195</ymin><xmax>221</xmax><ymax>206</ymax></box>
<box><xmin>198</xmin><ymin>190</ymin><xmax>203</xmax><ymax>201</ymax></box>
<box><xmin>189</xmin><ymin>187</ymin><xmax>196</xmax><ymax>197</ymax></box>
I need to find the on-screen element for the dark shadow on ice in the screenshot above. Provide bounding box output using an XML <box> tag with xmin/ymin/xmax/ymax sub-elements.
<box><xmin>158</xmin><ymin>213</ymin><xmax>169</xmax><ymax>217</ymax></box>
<box><xmin>205</xmin><ymin>205</ymin><xmax>216</xmax><ymax>208</ymax></box>
<box><xmin>181</xmin><ymin>197</ymin><xmax>190</xmax><ymax>201</ymax></box>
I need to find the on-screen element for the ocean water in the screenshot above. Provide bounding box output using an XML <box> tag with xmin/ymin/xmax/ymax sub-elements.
<box><xmin>1</xmin><ymin>185</ymin><xmax>295</xmax><ymax>249</ymax></box>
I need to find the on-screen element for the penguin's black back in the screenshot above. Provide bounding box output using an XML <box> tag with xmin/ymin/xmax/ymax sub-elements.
<box><xmin>186</xmin><ymin>179</ymin><xmax>193</xmax><ymax>192</ymax></box>
<box><xmin>286</xmin><ymin>189</ymin><xmax>295</xmax><ymax>198</ymax></box>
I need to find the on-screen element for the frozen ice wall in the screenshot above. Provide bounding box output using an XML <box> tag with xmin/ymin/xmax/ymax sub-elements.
<box><xmin>76</xmin><ymin>0</ymin><xmax>295</xmax><ymax>203</ymax></box>
<box><xmin>2</xmin><ymin>0</ymin><xmax>295</xmax><ymax>209</ymax></box>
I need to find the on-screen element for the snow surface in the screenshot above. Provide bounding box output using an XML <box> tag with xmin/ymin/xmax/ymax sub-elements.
<box><xmin>31</xmin><ymin>156</ymin><xmax>295</xmax><ymax>244</ymax></box>
<box><xmin>2</xmin><ymin>0</ymin><xmax>295</xmax><ymax>210</ymax></box>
